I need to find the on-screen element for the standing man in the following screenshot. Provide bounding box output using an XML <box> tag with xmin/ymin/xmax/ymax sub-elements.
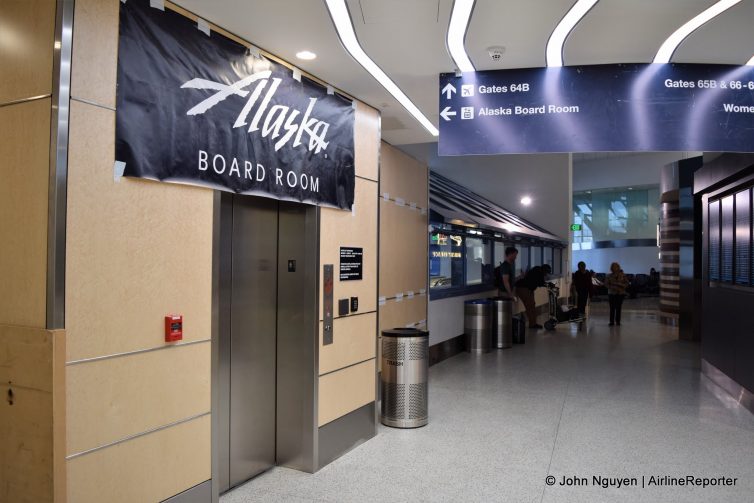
<box><xmin>498</xmin><ymin>247</ymin><xmax>518</xmax><ymax>301</ymax></box>
<box><xmin>571</xmin><ymin>261</ymin><xmax>593</xmax><ymax>315</ymax></box>
<box><xmin>515</xmin><ymin>264</ymin><xmax>552</xmax><ymax>329</ymax></box>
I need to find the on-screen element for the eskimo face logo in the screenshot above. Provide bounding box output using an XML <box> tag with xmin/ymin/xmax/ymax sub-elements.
<box><xmin>181</xmin><ymin>70</ymin><xmax>331</xmax><ymax>154</ymax></box>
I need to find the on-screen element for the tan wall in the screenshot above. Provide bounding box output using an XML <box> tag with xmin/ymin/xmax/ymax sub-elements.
<box><xmin>0</xmin><ymin>0</ymin><xmax>56</xmax><ymax>105</ymax></box>
<box><xmin>0</xmin><ymin>2</ymin><xmax>62</xmax><ymax>502</ymax></box>
<box><xmin>317</xmin><ymin>102</ymin><xmax>380</xmax><ymax>426</ymax></box>
<box><xmin>65</xmin><ymin>0</ymin><xmax>382</xmax><ymax>498</ymax></box>
<box><xmin>0</xmin><ymin>0</ymin><xmax>55</xmax><ymax>328</ymax></box>
<box><xmin>0</xmin><ymin>326</ymin><xmax>66</xmax><ymax>503</ymax></box>
<box><xmin>64</xmin><ymin>1</ymin><xmax>213</xmax><ymax>501</ymax></box>
<box><xmin>378</xmin><ymin>144</ymin><xmax>429</xmax><ymax>366</ymax></box>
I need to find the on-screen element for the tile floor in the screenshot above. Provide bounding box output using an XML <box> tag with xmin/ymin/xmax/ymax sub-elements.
<box><xmin>222</xmin><ymin>307</ymin><xmax>754</xmax><ymax>502</ymax></box>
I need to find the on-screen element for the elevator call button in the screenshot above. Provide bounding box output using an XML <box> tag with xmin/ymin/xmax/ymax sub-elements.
<box><xmin>165</xmin><ymin>315</ymin><xmax>183</xmax><ymax>343</ymax></box>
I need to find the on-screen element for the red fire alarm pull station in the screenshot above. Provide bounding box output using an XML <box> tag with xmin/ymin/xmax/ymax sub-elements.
<box><xmin>165</xmin><ymin>315</ymin><xmax>183</xmax><ymax>342</ymax></box>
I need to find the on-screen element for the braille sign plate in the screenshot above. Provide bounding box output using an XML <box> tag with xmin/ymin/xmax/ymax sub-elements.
<box><xmin>339</xmin><ymin>247</ymin><xmax>363</xmax><ymax>281</ymax></box>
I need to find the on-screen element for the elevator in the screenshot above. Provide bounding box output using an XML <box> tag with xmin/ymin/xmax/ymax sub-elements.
<box><xmin>216</xmin><ymin>193</ymin><xmax>319</xmax><ymax>493</ymax></box>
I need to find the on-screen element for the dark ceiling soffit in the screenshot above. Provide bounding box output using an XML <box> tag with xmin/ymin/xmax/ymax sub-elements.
<box><xmin>429</xmin><ymin>172</ymin><xmax>563</xmax><ymax>243</ymax></box>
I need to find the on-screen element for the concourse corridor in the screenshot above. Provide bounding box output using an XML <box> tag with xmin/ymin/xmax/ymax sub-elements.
<box><xmin>223</xmin><ymin>310</ymin><xmax>754</xmax><ymax>503</ymax></box>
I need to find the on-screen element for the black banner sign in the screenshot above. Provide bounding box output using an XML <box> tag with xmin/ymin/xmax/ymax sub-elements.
<box><xmin>116</xmin><ymin>0</ymin><xmax>355</xmax><ymax>209</ymax></box>
<box><xmin>339</xmin><ymin>247</ymin><xmax>363</xmax><ymax>281</ymax></box>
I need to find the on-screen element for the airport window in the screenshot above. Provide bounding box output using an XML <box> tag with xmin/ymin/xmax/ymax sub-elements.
<box><xmin>517</xmin><ymin>245</ymin><xmax>530</xmax><ymax>276</ymax></box>
<box><xmin>736</xmin><ymin>189</ymin><xmax>751</xmax><ymax>285</ymax></box>
<box><xmin>608</xmin><ymin>195</ymin><xmax>629</xmax><ymax>234</ymax></box>
<box><xmin>543</xmin><ymin>247</ymin><xmax>553</xmax><ymax>271</ymax></box>
<box><xmin>531</xmin><ymin>246</ymin><xmax>542</xmax><ymax>267</ymax></box>
<box><xmin>572</xmin><ymin>186</ymin><xmax>659</xmax><ymax>251</ymax></box>
<box><xmin>493</xmin><ymin>241</ymin><xmax>506</xmax><ymax>268</ymax></box>
<box><xmin>709</xmin><ymin>200</ymin><xmax>720</xmax><ymax>282</ymax></box>
<box><xmin>721</xmin><ymin>195</ymin><xmax>734</xmax><ymax>283</ymax></box>
<box><xmin>553</xmin><ymin>248</ymin><xmax>562</xmax><ymax>276</ymax></box>
<box><xmin>709</xmin><ymin>187</ymin><xmax>754</xmax><ymax>288</ymax></box>
<box><xmin>430</xmin><ymin>232</ymin><xmax>464</xmax><ymax>290</ymax></box>
<box><xmin>429</xmin><ymin>227</ymin><xmax>565</xmax><ymax>299</ymax></box>
<box><xmin>465</xmin><ymin>236</ymin><xmax>491</xmax><ymax>286</ymax></box>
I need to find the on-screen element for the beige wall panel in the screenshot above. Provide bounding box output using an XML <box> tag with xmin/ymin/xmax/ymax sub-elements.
<box><xmin>65</xmin><ymin>101</ymin><xmax>214</xmax><ymax>361</ymax></box>
<box><xmin>378</xmin><ymin>199</ymin><xmax>428</xmax><ymax>298</ymax></box>
<box><xmin>0</xmin><ymin>386</ymin><xmax>53</xmax><ymax>503</ymax></box>
<box><xmin>318</xmin><ymin>313</ymin><xmax>376</xmax><ymax>376</ymax></box>
<box><xmin>353</xmin><ymin>102</ymin><xmax>380</xmax><ymax>182</ymax></box>
<box><xmin>379</xmin><ymin>142</ymin><xmax>428</xmax><ymax>208</ymax></box>
<box><xmin>0</xmin><ymin>0</ymin><xmax>55</xmax><ymax>104</ymax></box>
<box><xmin>67</xmin><ymin>341</ymin><xmax>210</xmax><ymax>455</ymax></box>
<box><xmin>318</xmin><ymin>359</ymin><xmax>375</xmax><ymax>426</ymax></box>
<box><xmin>0</xmin><ymin>325</ymin><xmax>53</xmax><ymax>391</ymax></box>
<box><xmin>0</xmin><ymin>99</ymin><xmax>51</xmax><ymax>328</ymax></box>
<box><xmin>67</xmin><ymin>414</ymin><xmax>210</xmax><ymax>503</ymax></box>
<box><xmin>377</xmin><ymin>296</ymin><xmax>427</xmax><ymax>337</ymax></box>
<box><xmin>0</xmin><ymin>326</ymin><xmax>65</xmax><ymax>503</ymax></box>
<box><xmin>319</xmin><ymin>177</ymin><xmax>377</xmax><ymax>320</ymax></box>
<box><xmin>71</xmin><ymin>0</ymin><xmax>119</xmax><ymax>108</ymax></box>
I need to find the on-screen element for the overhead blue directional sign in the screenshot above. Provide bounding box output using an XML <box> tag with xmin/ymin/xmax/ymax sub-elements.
<box><xmin>438</xmin><ymin>63</ymin><xmax>754</xmax><ymax>156</ymax></box>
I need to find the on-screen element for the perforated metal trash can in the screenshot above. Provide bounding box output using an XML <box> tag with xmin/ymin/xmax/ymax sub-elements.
<box><xmin>380</xmin><ymin>328</ymin><xmax>429</xmax><ymax>428</ymax></box>
<box><xmin>465</xmin><ymin>299</ymin><xmax>492</xmax><ymax>353</ymax></box>
<box><xmin>490</xmin><ymin>297</ymin><xmax>513</xmax><ymax>349</ymax></box>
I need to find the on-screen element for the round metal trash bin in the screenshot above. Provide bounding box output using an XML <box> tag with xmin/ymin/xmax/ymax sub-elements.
<box><xmin>465</xmin><ymin>299</ymin><xmax>491</xmax><ymax>353</ymax></box>
<box><xmin>490</xmin><ymin>297</ymin><xmax>513</xmax><ymax>349</ymax></box>
<box><xmin>380</xmin><ymin>328</ymin><xmax>429</xmax><ymax>428</ymax></box>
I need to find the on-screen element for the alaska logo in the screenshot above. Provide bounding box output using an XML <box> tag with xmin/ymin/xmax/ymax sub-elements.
<box><xmin>181</xmin><ymin>70</ymin><xmax>331</xmax><ymax>154</ymax></box>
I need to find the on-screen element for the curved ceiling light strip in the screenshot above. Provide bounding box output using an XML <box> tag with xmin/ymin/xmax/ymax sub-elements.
<box><xmin>447</xmin><ymin>0</ymin><xmax>476</xmax><ymax>73</ymax></box>
<box><xmin>746</xmin><ymin>54</ymin><xmax>754</xmax><ymax>66</ymax></box>
<box><xmin>324</xmin><ymin>0</ymin><xmax>439</xmax><ymax>136</ymax></box>
<box><xmin>653</xmin><ymin>0</ymin><xmax>741</xmax><ymax>64</ymax></box>
<box><xmin>546</xmin><ymin>0</ymin><xmax>599</xmax><ymax>67</ymax></box>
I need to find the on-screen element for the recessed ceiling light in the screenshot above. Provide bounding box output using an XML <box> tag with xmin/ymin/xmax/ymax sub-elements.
<box><xmin>296</xmin><ymin>50</ymin><xmax>317</xmax><ymax>60</ymax></box>
<box><xmin>324</xmin><ymin>0</ymin><xmax>439</xmax><ymax>136</ymax></box>
<box><xmin>628</xmin><ymin>187</ymin><xmax>633</xmax><ymax>190</ymax></box>
<box><xmin>447</xmin><ymin>0</ymin><xmax>475</xmax><ymax>73</ymax></box>
<box><xmin>653</xmin><ymin>0</ymin><xmax>742</xmax><ymax>64</ymax></box>
<box><xmin>546</xmin><ymin>0</ymin><xmax>599</xmax><ymax>67</ymax></box>
<box><xmin>521</xmin><ymin>196</ymin><xmax>532</xmax><ymax>206</ymax></box>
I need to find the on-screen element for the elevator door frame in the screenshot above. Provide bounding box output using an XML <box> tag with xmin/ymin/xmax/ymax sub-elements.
<box><xmin>211</xmin><ymin>193</ymin><xmax>320</xmax><ymax>500</ymax></box>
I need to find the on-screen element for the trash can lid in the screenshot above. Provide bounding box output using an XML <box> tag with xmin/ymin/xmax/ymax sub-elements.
<box><xmin>488</xmin><ymin>296</ymin><xmax>513</xmax><ymax>302</ymax></box>
<box><xmin>382</xmin><ymin>327</ymin><xmax>429</xmax><ymax>337</ymax></box>
<box><xmin>464</xmin><ymin>299</ymin><xmax>491</xmax><ymax>305</ymax></box>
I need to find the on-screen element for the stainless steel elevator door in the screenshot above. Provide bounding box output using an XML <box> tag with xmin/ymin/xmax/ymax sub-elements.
<box><xmin>228</xmin><ymin>195</ymin><xmax>278</xmax><ymax>488</ymax></box>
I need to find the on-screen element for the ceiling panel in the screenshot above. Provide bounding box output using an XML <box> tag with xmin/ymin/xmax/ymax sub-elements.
<box><xmin>565</xmin><ymin>0</ymin><xmax>717</xmax><ymax>65</ymax></box>
<box><xmin>349</xmin><ymin>0</ymin><xmax>452</xmax><ymax>144</ymax></box>
<box><xmin>162</xmin><ymin>0</ymin><xmax>754</xmax><ymax>146</ymax></box>
<box><xmin>673</xmin><ymin>0</ymin><xmax>754</xmax><ymax>64</ymax></box>
<box><xmin>358</xmin><ymin>0</ymin><xmax>440</xmax><ymax>24</ymax></box>
<box><xmin>172</xmin><ymin>0</ymin><xmax>419</xmax><ymax>143</ymax></box>
<box><xmin>465</xmin><ymin>0</ymin><xmax>575</xmax><ymax>70</ymax></box>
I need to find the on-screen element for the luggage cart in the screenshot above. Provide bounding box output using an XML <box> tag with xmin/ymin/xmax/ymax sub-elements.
<box><xmin>543</xmin><ymin>282</ymin><xmax>587</xmax><ymax>331</ymax></box>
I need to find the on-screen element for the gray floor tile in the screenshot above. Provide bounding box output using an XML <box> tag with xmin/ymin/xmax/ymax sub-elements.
<box><xmin>222</xmin><ymin>307</ymin><xmax>754</xmax><ymax>503</ymax></box>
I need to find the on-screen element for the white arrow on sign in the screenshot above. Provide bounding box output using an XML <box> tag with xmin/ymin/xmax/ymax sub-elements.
<box><xmin>440</xmin><ymin>106</ymin><xmax>456</xmax><ymax>121</ymax></box>
<box><xmin>442</xmin><ymin>83</ymin><xmax>456</xmax><ymax>99</ymax></box>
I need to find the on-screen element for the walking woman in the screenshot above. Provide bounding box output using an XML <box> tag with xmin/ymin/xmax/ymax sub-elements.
<box><xmin>606</xmin><ymin>262</ymin><xmax>629</xmax><ymax>326</ymax></box>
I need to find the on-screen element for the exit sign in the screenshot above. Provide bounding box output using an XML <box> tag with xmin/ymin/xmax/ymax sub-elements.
<box><xmin>570</xmin><ymin>224</ymin><xmax>582</xmax><ymax>231</ymax></box>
